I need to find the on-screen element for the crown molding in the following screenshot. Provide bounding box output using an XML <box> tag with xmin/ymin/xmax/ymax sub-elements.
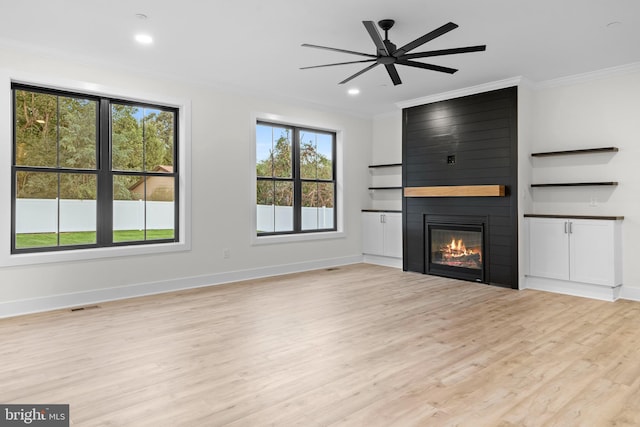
<box><xmin>534</xmin><ymin>62</ymin><xmax>640</xmax><ymax>90</ymax></box>
<box><xmin>393</xmin><ymin>62</ymin><xmax>640</xmax><ymax>111</ymax></box>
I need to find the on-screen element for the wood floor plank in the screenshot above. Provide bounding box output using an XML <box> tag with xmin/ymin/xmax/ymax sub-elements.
<box><xmin>1</xmin><ymin>263</ymin><xmax>640</xmax><ymax>426</ymax></box>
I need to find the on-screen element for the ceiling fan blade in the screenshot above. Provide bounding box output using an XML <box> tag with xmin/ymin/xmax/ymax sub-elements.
<box><xmin>394</xmin><ymin>22</ymin><xmax>458</xmax><ymax>57</ymax></box>
<box><xmin>396</xmin><ymin>60</ymin><xmax>458</xmax><ymax>74</ymax></box>
<box><xmin>339</xmin><ymin>63</ymin><xmax>379</xmax><ymax>84</ymax></box>
<box><xmin>300</xmin><ymin>59</ymin><xmax>376</xmax><ymax>70</ymax></box>
<box><xmin>384</xmin><ymin>64</ymin><xmax>402</xmax><ymax>85</ymax></box>
<box><xmin>301</xmin><ymin>43</ymin><xmax>376</xmax><ymax>58</ymax></box>
<box><xmin>401</xmin><ymin>45</ymin><xmax>486</xmax><ymax>60</ymax></box>
<box><xmin>362</xmin><ymin>21</ymin><xmax>390</xmax><ymax>56</ymax></box>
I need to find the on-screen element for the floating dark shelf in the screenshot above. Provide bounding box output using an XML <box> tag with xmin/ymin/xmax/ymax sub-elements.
<box><xmin>531</xmin><ymin>147</ymin><xmax>618</xmax><ymax>157</ymax></box>
<box><xmin>531</xmin><ymin>182</ymin><xmax>618</xmax><ymax>188</ymax></box>
<box><xmin>368</xmin><ymin>163</ymin><xmax>402</xmax><ymax>169</ymax></box>
<box><xmin>362</xmin><ymin>209</ymin><xmax>402</xmax><ymax>213</ymax></box>
<box><xmin>368</xmin><ymin>186</ymin><xmax>403</xmax><ymax>190</ymax></box>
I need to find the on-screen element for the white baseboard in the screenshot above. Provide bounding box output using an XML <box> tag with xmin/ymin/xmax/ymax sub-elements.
<box><xmin>0</xmin><ymin>255</ymin><xmax>364</xmax><ymax>319</ymax></box>
<box><xmin>363</xmin><ymin>254</ymin><xmax>403</xmax><ymax>269</ymax></box>
<box><xmin>620</xmin><ymin>286</ymin><xmax>640</xmax><ymax>302</ymax></box>
<box><xmin>523</xmin><ymin>276</ymin><xmax>621</xmax><ymax>302</ymax></box>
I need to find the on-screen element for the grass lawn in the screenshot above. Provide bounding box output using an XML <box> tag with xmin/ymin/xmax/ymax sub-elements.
<box><xmin>16</xmin><ymin>229</ymin><xmax>174</xmax><ymax>249</ymax></box>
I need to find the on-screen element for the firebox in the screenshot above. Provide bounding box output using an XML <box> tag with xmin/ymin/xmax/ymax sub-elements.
<box><xmin>426</xmin><ymin>218</ymin><xmax>486</xmax><ymax>282</ymax></box>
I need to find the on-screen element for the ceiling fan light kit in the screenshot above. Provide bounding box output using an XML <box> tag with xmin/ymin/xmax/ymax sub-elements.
<box><xmin>301</xmin><ymin>19</ymin><xmax>486</xmax><ymax>86</ymax></box>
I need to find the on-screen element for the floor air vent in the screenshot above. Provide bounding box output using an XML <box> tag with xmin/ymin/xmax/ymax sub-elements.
<box><xmin>70</xmin><ymin>305</ymin><xmax>101</xmax><ymax>312</ymax></box>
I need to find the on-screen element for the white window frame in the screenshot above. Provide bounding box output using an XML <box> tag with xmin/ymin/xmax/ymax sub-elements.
<box><xmin>250</xmin><ymin>112</ymin><xmax>345</xmax><ymax>245</ymax></box>
<box><xmin>0</xmin><ymin>70</ymin><xmax>192</xmax><ymax>266</ymax></box>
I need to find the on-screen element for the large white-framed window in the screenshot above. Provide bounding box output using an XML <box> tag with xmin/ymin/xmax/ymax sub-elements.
<box><xmin>251</xmin><ymin>113</ymin><xmax>344</xmax><ymax>245</ymax></box>
<box><xmin>0</xmin><ymin>72</ymin><xmax>191</xmax><ymax>266</ymax></box>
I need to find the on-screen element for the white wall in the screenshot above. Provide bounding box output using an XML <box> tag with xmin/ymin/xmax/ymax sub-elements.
<box><xmin>0</xmin><ymin>46</ymin><xmax>371</xmax><ymax>314</ymax></box>
<box><xmin>367</xmin><ymin>111</ymin><xmax>403</xmax><ymax>212</ymax></box>
<box><xmin>530</xmin><ymin>69</ymin><xmax>640</xmax><ymax>291</ymax></box>
<box><xmin>517</xmin><ymin>84</ymin><xmax>534</xmax><ymax>288</ymax></box>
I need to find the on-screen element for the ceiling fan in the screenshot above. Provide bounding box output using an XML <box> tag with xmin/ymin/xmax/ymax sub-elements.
<box><xmin>301</xmin><ymin>19</ymin><xmax>486</xmax><ymax>86</ymax></box>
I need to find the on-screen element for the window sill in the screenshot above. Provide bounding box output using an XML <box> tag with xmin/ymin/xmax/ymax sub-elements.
<box><xmin>1</xmin><ymin>240</ymin><xmax>191</xmax><ymax>267</ymax></box>
<box><xmin>252</xmin><ymin>231</ymin><xmax>345</xmax><ymax>246</ymax></box>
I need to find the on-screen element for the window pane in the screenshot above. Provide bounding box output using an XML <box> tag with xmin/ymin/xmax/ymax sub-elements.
<box><xmin>274</xmin><ymin>181</ymin><xmax>293</xmax><ymax>232</ymax></box>
<box><xmin>300</xmin><ymin>131</ymin><xmax>317</xmax><ymax>180</ymax></box>
<box><xmin>257</xmin><ymin>180</ymin><xmax>274</xmax><ymax>233</ymax></box>
<box><xmin>15</xmin><ymin>171</ymin><xmax>58</xmax><ymax>248</ymax></box>
<box><xmin>257</xmin><ymin>124</ymin><xmax>292</xmax><ymax>178</ymax></box>
<box><xmin>301</xmin><ymin>182</ymin><xmax>318</xmax><ymax>230</ymax></box>
<box><xmin>316</xmin><ymin>133</ymin><xmax>334</xmax><ymax>180</ymax></box>
<box><xmin>59</xmin><ymin>97</ymin><xmax>97</xmax><ymax>169</ymax></box>
<box><xmin>300</xmin><ymin>131</ymin><xmax>333</xmax><ymax>180</ymax></box>
<box><xmin>146</xmin><ymin>176</ymin><xmax>175</xmax><ymax>240</ymax></box>
<box><xmin>256</xmin><ymin>180</ymin><xmax>294</xmax><ymax>233</ymax></box>
<box><xmin>14</xmin><ymin>90</ymin><xmax>58</xmax><ymax>167</ymax></box>
<box><xmin>144</xmin><ymin>108</ymin><xmax>175</xmax><ymax>172</ymax></box>
<box><xmin>114</xmin><ymin>175</ymin><xmax>175</xmax><ymax>242</ymax></box>
<box><xmin>112</xmin><ymin>104</ymin><xmax>143</xmax><ymax>171</ymax></box>
<box><xmin>113</xmin><ymin>175</ymin><xmax>144</xmax><ymax>242</ymax></box>
<box><xmin>256</xmin><ymin>124</ymin><xmax>273</xmax><ymax>177</ymax></box>
<box><xmin>59</xmin><ymin>173</ymin><xmax>97</xmax><ymax>246</ymax></box>
<box><xmin>302</xmin><ymin>182</ymin><xmax>334</xmax><ymax>231</ymax></box>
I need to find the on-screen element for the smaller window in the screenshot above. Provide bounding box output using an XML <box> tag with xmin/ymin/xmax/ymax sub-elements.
<box><xmin>256</xmin><ymin>122</ymin><xmax>336</xmax><ymax>235</ymax></box>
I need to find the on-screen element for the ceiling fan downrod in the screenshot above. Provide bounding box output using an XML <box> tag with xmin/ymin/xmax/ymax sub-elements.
<box><xmin>378</xmin><ymin>19</ymin><xmax>395</xmax><ymax>41</ymax></box>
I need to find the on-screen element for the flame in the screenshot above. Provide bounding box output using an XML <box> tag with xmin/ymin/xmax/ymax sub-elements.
<box><xmin>449</xmin><ymin>239</ymin><xmax>467</xmax><ymax>253</ymax></box>
<box><xmin>437</xmin><ymin>235</ymin><xmax>482</xmax><ymax>267</ymax></box>
<box><xmin>449</xmin><ymin>238</ymin><xmax>467</xmax><ymax>253</ymax></box>
<box><xmin>444</xmin><ymin>238</ymin><xmax>477</xmax><ymax>258</ymax></box>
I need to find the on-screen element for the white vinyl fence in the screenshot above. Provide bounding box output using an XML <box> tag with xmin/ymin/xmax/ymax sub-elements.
<box><xmin>16</xmin><ymin>200</ymin><xmax>330</xmax><ymax>234</ymax></box>
<box><xmin>257</xmin><ymin>205</ymin><xmax>334</xmax><ymax>232</ymax></box>
<box><xmin>15</xmin><ymin>199</ymin><xmax>174</xmax><ymax>233</ymax></box>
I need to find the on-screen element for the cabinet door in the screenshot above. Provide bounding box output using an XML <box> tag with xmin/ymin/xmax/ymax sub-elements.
<box><xmin>528</xmin><ymin>218</ymin><xmax>570</xmax><ymax>280</ymax></box>
<box><xmin>362</xmin><ymin>212</ymin><xmax>384</xmax><ymax>255</ymax></box>
<box><xmin>382</xmin><ymin>213</ymin><xmax>403</xmax><ymax>258</ymax></box>
<box><xmin>569</xmin><ymin>220</ymin><xmax>615</xmax><ymax>286</ymax></box>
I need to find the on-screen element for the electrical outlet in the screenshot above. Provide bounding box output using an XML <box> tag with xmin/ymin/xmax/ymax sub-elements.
<box><xmin>223</xmin><ymin>248</ymin><xmax>230</xmax><ymax>259</ymax></box>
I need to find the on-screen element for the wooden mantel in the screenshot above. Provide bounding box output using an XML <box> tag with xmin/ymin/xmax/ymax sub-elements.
<box><xmin>404</xmin><ymin>185</ymin><xmax>506</xmax><ymax>198</ymax></box>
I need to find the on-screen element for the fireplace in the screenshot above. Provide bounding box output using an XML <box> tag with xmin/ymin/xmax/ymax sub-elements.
<box><xmin>426</xmin><ymin>216</ymin><xmax>486</xmax><ymax>282</ymax></box>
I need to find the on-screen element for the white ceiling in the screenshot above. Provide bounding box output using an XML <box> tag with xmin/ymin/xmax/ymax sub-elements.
<box><xmin>1</xmin><ymin>0</ymin><xmax>639</xmax><ymax>116</ymax></box>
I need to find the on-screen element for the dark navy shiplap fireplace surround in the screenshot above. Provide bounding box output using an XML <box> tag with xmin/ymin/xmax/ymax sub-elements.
<box><xmin>402</xmin><ymin>87</ymin><xmax>518</xmax><ymax>289</ymax></box>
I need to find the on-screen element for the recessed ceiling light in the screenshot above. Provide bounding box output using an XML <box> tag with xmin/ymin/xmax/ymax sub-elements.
<box><xmin>348</xmin><ymin>88</ymin><xmax>360</xmax><ymax>96</ymax></box>
<box><xmin>135</xmin><ymin>34</ymin><xmax>153</xmax><ymax>45</ymax></box>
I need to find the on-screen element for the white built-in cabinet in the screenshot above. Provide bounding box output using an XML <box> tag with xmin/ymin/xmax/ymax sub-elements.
<box><xmin>362</xmin><ymin>211</ymin><xmax>402</xmax><ymax>259</ymax></box>
<box><xmin>525</xmin><ymin>215</ymin><xmax>623</xmax><ymax>300</ymax></box>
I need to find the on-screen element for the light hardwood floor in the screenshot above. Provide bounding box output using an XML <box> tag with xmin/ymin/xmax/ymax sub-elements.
<box><xmin>2</xmin><ymin>263</ymin><xmax>640</xmax><ymax>426</ymax></box>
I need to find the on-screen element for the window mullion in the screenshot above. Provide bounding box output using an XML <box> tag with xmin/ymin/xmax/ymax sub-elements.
<box><xmin>96</xmin><ymin>99</ymin><xmax>113</xmax><ymax>245</ymax></box>
<box><xmin>293</xmin><ymin>129</ymin><xmax>301</xmax><ymax>232</ymax></box>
